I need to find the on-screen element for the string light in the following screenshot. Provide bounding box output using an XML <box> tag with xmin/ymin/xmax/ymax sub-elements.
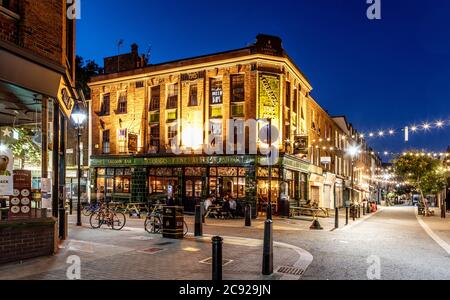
<box><xmin>357</xmin><ymin>117</ymin><xmax>450</xmax><ymax>140</ymax></box>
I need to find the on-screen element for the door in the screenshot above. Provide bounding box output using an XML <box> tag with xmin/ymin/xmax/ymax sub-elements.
<box><xmin>184</xmin><ymin>178</ymin><xmax>203</xmax><ymax>213</ymax></box>
<box><xmin>311</xmin><ymin>186</ymin><xmax>320</xmax><ymax>207</ymax></box>
<box><xmin>105</xmin><ymin>178</ymin><xmax>114</xmax><ymax>202</ymax></box>
<box><xmin>323</xmin><ymin>185</ymin><xmax>331</xmax><ymax>208</ymax></box>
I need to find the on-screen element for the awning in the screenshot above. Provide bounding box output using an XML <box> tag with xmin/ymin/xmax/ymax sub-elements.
<box><xmin>0</xmin><ymin>45</ymin><xmax>75</xmax><ymax>118</ymax></box>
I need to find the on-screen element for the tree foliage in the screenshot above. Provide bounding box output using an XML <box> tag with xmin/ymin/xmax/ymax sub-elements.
<box><xmin>393</xmin><ymin>152</ymin><xmax>447</xmax><ymax>197</ymax></box>
<box><xmin>75</xmin><ymin>56</ymin><xmax>103</xmax><ymax>99</ymax></box>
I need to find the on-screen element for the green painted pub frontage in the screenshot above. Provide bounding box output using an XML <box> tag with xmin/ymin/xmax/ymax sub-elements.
<box><xmin>90</xmin><ymin>154</ymin><xmax>321</xmax><ymax>217</ymax></box>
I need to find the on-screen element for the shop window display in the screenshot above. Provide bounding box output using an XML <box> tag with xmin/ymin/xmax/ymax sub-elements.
<box><xmin>0</xmin><ymin>94</ymin><xmax>57</xmax><ymax>220</ymax></box>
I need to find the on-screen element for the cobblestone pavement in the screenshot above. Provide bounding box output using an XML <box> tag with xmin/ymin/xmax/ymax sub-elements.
<box><xmin>0</xmin><ymin>217</ymin><xmax>312</xmax><ymax>280</ymax></box>
<box><xmin>2</xmin><ymin>206</ymin><xmax>449</xmax><ymax>280</ymax></box>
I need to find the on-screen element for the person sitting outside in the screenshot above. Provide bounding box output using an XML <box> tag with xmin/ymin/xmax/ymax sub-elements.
<box><xmin>228</xmin><ymin>198</ymin><xmax>237</xmax><ymax>218</ymax></box>
<box><xmin>204</xmin><ymin>194</ymin><xmax>214</xmax><ymax>212</ymax></box>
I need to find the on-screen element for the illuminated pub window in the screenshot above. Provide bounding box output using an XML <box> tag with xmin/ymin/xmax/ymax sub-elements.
<box><xmin>117</xmin><ymin>91</ymin><xmax>127</xmax><ymax>114</ymax></box>
<box><xmin>231</xmin><ymin>75</ymin><xmax>244</xmax><ymax>102</ymax></box>
<box><xmin>102</xmin><ymin>130</ymin><xmax>110</xmax><ymax>154</ymax></box>
<box><xmin>148</xmin><ymin>167</ymin><xmax>180</xmax><ymax>195</ymax></box>
<box><xmin>100</xmin><ymin>93</ymin><xmax>110</xmax><ymax>115</ymax></box>
<box><xmin>118</xmin><ymin>129</ymin><xmax>127</xmax><ymax>153</ymax></box>
<box><xmin>210</xmin><ymin>78</ymin><xmax>223</xmax><ymax>104</ymax></box>
<box><xmin>167</xmin><ymin>125</ymin><xmax>177</xmax><ymax>146</ymax></box>
<box><xmin>167</xmin><ymin>83</ymin><xmax>178</xmax><ymax>109</ymax></box>
<box><xmin>231</xmin><ymin>75</ymin><xmax>245</xmax><ymax>118</ymax></box>
<box><xmin>149</xmin><ymin>86</ymin><xmax>160</xmax><ymax>111</ymax></box>
<box><xmin>188</xmin><ymin>83</ymin><xmax>198</xmax><ymax>106</ymax></box>
<box><xmin>209</xmin><ymin>167</ymin><xmax>246</xmax><ymax>199</ymax></box>
<box><xmin>150</xmin><ymin>125</ymin><xmax>160</xmax><ymax>148</ymax></box>
<box><xmin>209</xmin><ymin>121</ymin><xmax>222</xmax><ymax>146</ymax></box>
<box><xmin>114</xmin><ymin>168</ymin><xmax>131</xmax><ymax>193</ymax></box>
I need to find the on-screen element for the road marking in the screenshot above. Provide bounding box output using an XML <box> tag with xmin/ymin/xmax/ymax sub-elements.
<box><xmin>337</xmin><ymin>207</ymin><xmax>384</xmax><ymax>232</ymax></box>
<box><xmin>415</xmin><ymin>210</ymin><xmax>450</xmax><ymax>255</ymax></box>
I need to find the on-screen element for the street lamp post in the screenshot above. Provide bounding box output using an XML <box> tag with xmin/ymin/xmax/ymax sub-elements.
<box><xmin>258</xmin><ymin>118</ymin><xmax>274</xmax><ymax>275</ymax></box>
<box><xmin>71</xmin><ymin>102</ymin><xmax>87</xmax><ymax>227</ymax></box>
<box><xmin>267</xmin><ymin>118</ymin><xmax>272</xmax><ymax>220</ymax></box>
<box><xmin>348</xmin><ymin>145</ymin><xmax>359</xmax><ymax>221</ymax></box>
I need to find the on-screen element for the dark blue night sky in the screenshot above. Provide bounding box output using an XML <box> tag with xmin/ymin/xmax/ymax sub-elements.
<box><xmin>77</xmin><ymin>0</ymin><xmax>450</xmax><ymax>161</ymax></box>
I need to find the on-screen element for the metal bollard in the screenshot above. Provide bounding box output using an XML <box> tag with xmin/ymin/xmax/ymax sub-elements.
<box><xmin>212</xmin><ymin>236</ymin><xmax>223</xmax><ymax>281</ymax></box>
<box><xmin>346</xmin><ymin>207</ymin><xmax>349</xmax><ymax>225</ymax></box>
<box><xmin>195</xmin><ymin>205</ymin><xmax>203</xmax><ymax>237</ymax></box>
<box><xmin>245</xmin><ymin>204</ymin><xmax>252</xmax><ymax>227</ymax></box>
<box><xmin>59</xmin><ymin>208</ymin><xmax>66</xmax><ymax>240</ymax></box>
<box><xmin>267</xmin><ymin>203</ymin><xmax>273</xmax><ymax>220</ymax></box>
<box><xmin>202</xmin><ymin>204</ymin><xmax>205</xmax><ymax>224</ymax></box>
<box><xmin>363</xmin><ymin>204</ymin><xmax>366</xmax><ymax>216</ymax></box>
<box><xmin>352</xmin><ymin>206</ymin><xmax>356</xmax><ymax>221</ymax></box>
<box><xmin>335</xmin><ymin>207</ymin><xmax>339</xmax><ymax>229</ymax></box>
<box><xmin>358</xmin><ymin>206</ymin><xmax>361</xmax><ymax>218</ymax></box>
<box><xmin>262</xmin><ymin>219</ymin><xmax>273</xmax><ymax>275</ymax></box>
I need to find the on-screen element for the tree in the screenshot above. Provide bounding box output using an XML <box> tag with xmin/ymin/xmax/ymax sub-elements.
<box><xmin>393</xmin><ymin>152</ymin><xmax>447</xmax><ymax>215</ymax></box>
<box><xmin>75</xmin><ymin>56</ymin><xmax>103</xmax><ymax>99</ymax></box>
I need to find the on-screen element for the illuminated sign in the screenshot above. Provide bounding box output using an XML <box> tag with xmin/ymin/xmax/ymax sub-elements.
<box><xmin>258</xmin><ymin>73</ymin><xmax>280</xmax><ymax>123</ymax></box>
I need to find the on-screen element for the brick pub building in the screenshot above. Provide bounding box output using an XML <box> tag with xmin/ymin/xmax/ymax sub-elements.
<box><xmin>89</xmin><ymin>34</ymin><xmax>381</xmax><ymax>216</ymax></box>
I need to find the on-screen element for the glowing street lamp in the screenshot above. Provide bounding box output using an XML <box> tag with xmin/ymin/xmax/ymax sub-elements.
<box><xmin>71</xmin><ymin>101</ymin><xmax>87</xmax><ymax>227</ymax></box>
<box><xmin>347</xmin><ymin>144</ymin><xmax>360</xmax><ymax>219</ymax></box>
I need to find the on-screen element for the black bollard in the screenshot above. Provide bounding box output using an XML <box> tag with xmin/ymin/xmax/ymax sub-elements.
<box><xmin>267</xmin><ymin>203</ymin><xmax>273</xmax><ymax>220</ymax></box>
<box><xmin>358</xmin><ymin>205</ymin><xmax>361</xmax><ymax>218</ymax></box>
<box><xmin>202</xmin><ymin>204</ymin><xmax>205</xmax><ymax>224</ymax></box>
<box><xmin>363</xmin><ymin>204</ymin><xmax>366</xmax><ymax>216</ymax></box>
<box><xmin>346</xmin><ymin>207</ymin><xmax>349</xmax><ymax>225</ymax></box>
<box><xmin>335</xmin><ymin>207</ymin><xmax>339</xmax><ymax>229</ymax></box>
<box><xmin>262</xmin><ymin>219</ymin><xmax>273</xmax><ymax>275</ymax></box>
<box><xmin>195</xmin><ymin>205</ymin><xmax>203</xmax><ymax>237</ymax></box>
<box><xmin>212</xmin><ymin>236</ymin><xmax>223</xmax><ymax>281</ymax></box>
<box><xmin>352</xmin><ymin>206</ymin><xmax>356</xmax><ymax>221</ymax></box>
<box><xmin>245</xmin><ymin>204</ymin><xmax>252</xmax><ymax>227</ymax></box>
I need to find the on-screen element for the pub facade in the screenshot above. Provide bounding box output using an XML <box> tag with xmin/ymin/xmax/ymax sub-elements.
<box><xmin>89</xmin><ymin>35</ymin><xmax>381</xmax><ymax>215</ymax></box>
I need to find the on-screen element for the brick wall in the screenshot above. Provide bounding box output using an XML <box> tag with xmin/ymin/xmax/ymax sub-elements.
<box><xmin>0</xmin><ymin>218</ymin><xmax>57</xmax><ymax>265</ymax></box>
<box><xmin>0</xmin><ymin>13</ymin><xmax>18</xmax><ymax>43</ymax></box>
<box><xmin>0</xmin><ymin>0</ymin><xmax>70</xmax><ymax>66</ymax></box>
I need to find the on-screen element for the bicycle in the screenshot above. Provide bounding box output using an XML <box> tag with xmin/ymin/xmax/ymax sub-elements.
<box><xmin>90</xmin><ymin>203</ymin><xmax>126</xmax><ymax>230</ymax></box>
<box><xmin>82</xmin><ymin>202</ymin><xmax>101</xmax><ymax>216</ymax></box>
<box><xmin>144</xmin><ymin>204</ymin><xmax>188</xmax><ymax>236</ymax></box>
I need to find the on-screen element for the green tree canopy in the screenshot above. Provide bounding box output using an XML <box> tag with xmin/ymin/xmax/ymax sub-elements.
<box><xmin>393</xmin><ymin>151</ymin><xmax>447</xmax><ymax>198</ymax></box>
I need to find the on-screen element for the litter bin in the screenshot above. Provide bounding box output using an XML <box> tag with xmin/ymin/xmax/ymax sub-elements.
<box><xmin>162</xmin><ymin>206</ymin><xmax>184</xmax><ymax>239</ymax></box>
<box><xmin>279</xmin><ymin>195</ymin><xmax>290</xmax><ymax>218</ymax></box>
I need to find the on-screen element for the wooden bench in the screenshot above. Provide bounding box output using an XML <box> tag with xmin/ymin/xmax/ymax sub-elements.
<box><xmin>290</xmin><ymin>206</ymin><xmax>330</xmax><ymax>219</ymax></box>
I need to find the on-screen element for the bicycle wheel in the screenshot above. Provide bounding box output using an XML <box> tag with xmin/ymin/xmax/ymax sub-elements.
<box><xmin>145</xmin><ymin>215</ymin><xmax>162</xmax><ymax>234</ymax></box>
<box><xmin>82</xmin><ymin>205</ymin><xmax>94</xmax><ymax>216</ymax></box>
<box><xmin>183</xmin><ymin>221</ymin><xmax>189</xmax><ymax>236</ymax></box>
<box><xmin>90</xmin><ymin>212</ymin><xmax>103</xmax><ymax>229</ymax></box>
<box><xmin>111</xmin><ymin>212</ymin><xmax>126</xmax><ymax>230</ymax></box>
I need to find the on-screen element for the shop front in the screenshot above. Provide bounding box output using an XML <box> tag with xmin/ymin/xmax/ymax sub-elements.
<box><xmin>0</xmin><ymin>52</ymin><xmax>77</xmax><ymax>263</ymax></box>
<box><xmin>90</xmin><ymin>155</ymin><xmax>257</xmax><ymax>215</ymax></box>
<box><xmin>255</xmin><ymin>155</ymin><xmax>312</xmax><ymax>216</ymax></box>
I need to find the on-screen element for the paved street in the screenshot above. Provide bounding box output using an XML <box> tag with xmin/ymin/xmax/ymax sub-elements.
<box><xmin>1</xmin><ymin>206</ymin><xmax>449</xmax><ymax>280</ymax></box>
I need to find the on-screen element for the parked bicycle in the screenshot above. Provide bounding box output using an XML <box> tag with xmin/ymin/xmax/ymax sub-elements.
<box><xmin>90</xmin><ymin>203</ymin><xmax>126</xmax><ymax>230</ymax></box>
<box><xmin>144</xmin><ymin>204</ymin><xmax>188</xmax><ymax>236</ymax></box>
<box><xmin>82</xmin><ymin>202</ymin><xmax>101</xmax><ymax>216</ymax></box>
